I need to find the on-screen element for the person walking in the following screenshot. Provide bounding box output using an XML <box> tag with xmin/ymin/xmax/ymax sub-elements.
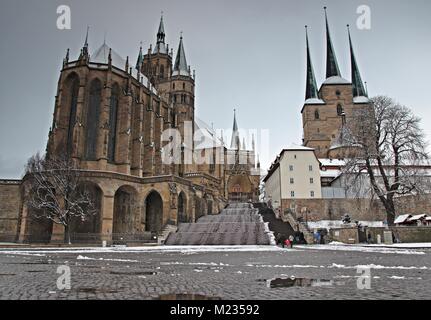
<box><xmin>288</xmin><ymin>235</ymin><xmax>294</xmax><ymax>248</ymax></box>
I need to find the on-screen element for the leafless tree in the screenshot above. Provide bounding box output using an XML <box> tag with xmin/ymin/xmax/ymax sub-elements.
<box><xmin>25</xmin><ymin>154</ymin><xmax>97</xmax><ymax>244</ymax></box>
<box><xmin>343</xmin><ymin>96</ymin><xmax>429</xmax><ymax>225</ymax></box>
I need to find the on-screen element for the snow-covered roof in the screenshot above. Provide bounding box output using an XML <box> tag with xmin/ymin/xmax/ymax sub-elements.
<box><xmin>353</xmin><ymin>96</ymin><xmax>370</xmax><ymax>104</ymax></box>
<box><xmin>153</xmin><ymin>42</ymin><xmax>168</xmax><ymax>54</ymax></box>
<box><xmin>304</xmin><ymin>98</ymin><xmax>325</xmax><ymax>105</ymax></box>
<box><xmin>283</xmin><ymin>144</ymin><xmax>315</xmax><ymax>152</ymax></box>
<box><xmin>408</xmin><ymin>214</ymin><xmax>428</xmax><ymax>221</ymax></box>
<box><xmin>320</xmin><ymin>169</ymin><xmax>341</xmax><ymax>178</ymax></box>
<box><xmin>323</xmin><ymin>76</ymin><xmax>350</xmax><ymax>85</ymax></box>
<box><xmin>194</xmin><ymin>117</ymin><xmax>225</xmax><ymax>150</ymax></box>
<box><xmin>91</xmin><ymin>43</ymin><xmax>157</xmax><ymax>95</ymax></box>
<box><xmin>394</xmin><ymin>214</ymin><xmax>412</xmax><ymax>224</ymax></box>
<box><xmin>319</xmin><ymin>158</ymin><xmax>347</xmax><ymax>167</ymax></box>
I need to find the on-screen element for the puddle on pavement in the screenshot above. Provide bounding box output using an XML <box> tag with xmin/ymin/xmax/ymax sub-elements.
<box><xmin>109</xmin><ymin>270</ymin><xmax>158</xmax><ymax>276</ymax></box>
<box><xmin>156</xmin><ymin>294</ymin><xmax>222</xmax><ymax>300</ymax></box>
<box><xmin>27</xmin><ymin>270</ymin><xmax>47</xmax><ymax>273</ymax></box>
<box><xmin>262</xmin><ymin>277</ymin><xmax>344</xmax><ymax>289</ymax></box>
<box><xmin>0</xmin><ymin>273</ymin><xmax>16</xmax><ymax>276</ymax></box>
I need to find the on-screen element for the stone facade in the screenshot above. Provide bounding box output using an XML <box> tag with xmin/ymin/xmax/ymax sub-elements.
<box><xmin>281</xmin><ymin>194</ymin><xmax>431</xmax><ymax>223</ymax></box>
<box><xmin>0</xmin><ymin>180</ymin><xmax>22</xmax><ymax>242</ymax></box>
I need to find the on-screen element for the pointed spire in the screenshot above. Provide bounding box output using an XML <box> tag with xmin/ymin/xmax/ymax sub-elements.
<box><xmin>125</xmin><ymin>56</ymin><xmax>129</xmax><ymax>72</ymax></box>
<box><xmin>173</xmin><ymin>33</ymin><xmax>189</xmax><ymax>76</ymax></box>
<box><xmin>252</xmin><ymin>134</ymin><xmax>256</xmax><ymax>152</ymax></box>
<box><xmin>348</xmin><ymin>25</ymin><xmax>367</xmax><ymax>97</ymax></box>
<box><xmin>305</xmin><ymin>26</ymin><xmax>319</xmax><ymax>100</ymax></box>
<box><xmin>157</xmin><ymin>12</ymin><xmax>165</xmax><ymax>44</ymax></box>
<box><xmin>324</xmin><ymin>7</ymin><xmax>341</xmax><ymax>79</ymax></box>
<box><xmin>136</xmin><ymin>45</ymin><xmax>143</xmax><ymax>70</ymax></box>
<box><xmin>83</xmin><ymin>26</ymin><xmax>89</xmax><ymax>56</ymax></box>
<box><xmin>230</xmin><ymin>109</ymin><xmax>240</xmax><ymax>150</ymax></box>
<box><xmin>108</xmin><ymin>48</ymin><xmax>112</xmax><ymax>68</ymax></box>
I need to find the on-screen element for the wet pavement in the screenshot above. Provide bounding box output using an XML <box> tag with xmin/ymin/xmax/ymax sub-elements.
<box><xmin>0</xmin><ymin>245</ymin><xmax>430</xmax><ymax>300</ymax></box>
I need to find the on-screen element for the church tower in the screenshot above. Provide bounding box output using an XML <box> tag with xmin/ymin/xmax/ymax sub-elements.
<box><xmin>301</xmin><ymin>7</ymin><xmax>370</xmax><ymax>158</ymax></box>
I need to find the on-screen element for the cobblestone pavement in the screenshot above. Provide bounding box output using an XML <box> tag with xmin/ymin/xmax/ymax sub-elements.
<box><xmin>0</xmin><ymin>245</ymin><xmax>430</xmax><ymax>300</ymax></box>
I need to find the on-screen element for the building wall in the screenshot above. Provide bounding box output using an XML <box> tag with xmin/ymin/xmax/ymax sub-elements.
<box><xmin>264</xmin><ymin>165</ymin><xmax>281</xmax><ymax>209</ymax></box>
<box><xmin>281</xmin><ymin>194</ymin><xmax>431</xmax><ymax>223</ymax></box>
<box><xmin>0</xmin><ymin>180</ymin><xmax>22</xmax><ymax>242</ymax></box>
<box><xmin>279</xmin><ymin>150</ymin><xmax>322</xmax><ymax>199</ymax></box>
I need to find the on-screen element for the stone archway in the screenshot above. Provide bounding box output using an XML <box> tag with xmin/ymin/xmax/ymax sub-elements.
<box><xmin>69</xmin><ymin>183</ymin><xmax>102</xmax><ymax>241</ymax></box>
<box><xmin>145</xmin><ymin>191</ymin><xmax>163</xmax><ymax>232</ymax></box>
<box><xmin>194</xmin><ymin>196</ymin><xmax>204</xmax><ymax>222</ymax></box>
<box><xmin>177</xmin><ymin>192</ymin><xmax>188</xmax><ymax>224</ymax></box>
<box><xmin>113</xmin><ymin>185</ymin><xmax>138</xmax><ymax>236</ymax></box>
<box><xmin>26</xmin><ymin>207</ymin><xmax>53</xmax><ymax>244</ymax></box>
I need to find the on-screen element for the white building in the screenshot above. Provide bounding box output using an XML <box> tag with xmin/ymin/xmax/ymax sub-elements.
<box><xmin>263</xmin><ymin>145</ymin><xmax>322</xmax><ymax>212</ymax></box>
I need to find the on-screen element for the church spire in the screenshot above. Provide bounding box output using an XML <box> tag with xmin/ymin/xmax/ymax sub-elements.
<box><xmin>136</xmin><ymin>45</ymin><xmax>143</xmax><ymax>70</ymax></box>
<box><xmin>305</xmin><ymin>26</ymin><xmax>319</xmax><ymax>100</ymax></box>
<box><xmin>157</xmin><ymin>12</ymin><xmax>165</xmax><ymax>44</ymax></box>
<box><xmin>83</xmin><ymin>25</ymin><xmax>89</xmax><ymax>57</ymax></box>
<box><xmin>348</xmin><ymin>25</ymin><xmax>367</xmax><ymax>97</ymax></box>
<box><xmin>230</xmin><ymin>109</ymin><xmax>240</xmax><ymax>150</ymax></box>
<box><xmin>173</xmin><ymin>33</ymin><xmax>189</xmax><ymax>76</ymax></box>
<box><xmin>324</xmin><ymin>7</ymin><xmax>341</xmax><ymax>79</ymax></box>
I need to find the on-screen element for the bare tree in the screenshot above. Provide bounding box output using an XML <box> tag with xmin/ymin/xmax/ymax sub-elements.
<box><xmin>343</xmin><ymin>96</ymin><xmax>429</xmax><ymax>225</ymax></box>
<box><xmin>25</xmin><ymin>154</ymin><xmax>97</xmax><ymax>244</ymax></box>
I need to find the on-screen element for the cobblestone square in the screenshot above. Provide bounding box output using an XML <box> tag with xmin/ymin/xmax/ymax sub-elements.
<box><xmin>0</xmin><ymin>245</ymin><xmax>430</xmax><ymax>300</ymax></box>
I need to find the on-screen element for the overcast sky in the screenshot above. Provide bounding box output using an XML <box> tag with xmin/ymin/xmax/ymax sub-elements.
<box><xmin>1</xmin><ymin>0</ymin><xmax>431</xmax><ymax>178</ymax></box>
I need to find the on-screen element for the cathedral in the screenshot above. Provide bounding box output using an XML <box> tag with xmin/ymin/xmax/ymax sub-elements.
<box><xmin>14</xmin><ymin>15</ymin><xmax>260</xmax><ymax>243</ymax></box>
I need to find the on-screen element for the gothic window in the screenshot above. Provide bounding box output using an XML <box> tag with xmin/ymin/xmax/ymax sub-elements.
<box><xmin>183</xmin><ymin>82</ymin><xmax>185</xmax><ymax>90</ymax></box>
<box><xmin>108</xmin><ymin>84</ymin><xmax>120</xmax><ymax>163</ymax></box>
<box><xmin>85</xmin><ymin>79</ymin><xmax>102</xmax><ymax>160</ymax></box>
<box><xmin>66</xmin><ymin>74</ymin><xmax>79</xmax><ymax>157</ymax></box>
<box><xmin>173</xmin><ymin>83</ymin><xmax>175</xmax><ymax>90</ymax></box>
<box><xmin>160</xmin><ymin>65</ymin><xmax>164</xmax><ymax>79</ymax></box>
<box><xmin>314</xmin><ymin>109</ymin><xmax>320</xmax><ymax>120</ymax></box>
<box><xmin>337</xmin><ymin>104</ymin><xmax>343</xmax><ymax>116</ymax></box>
<box><xmin>173</xmin><ymin>94</ymin><xmax>177</xmax><ymax>103</ymax></box>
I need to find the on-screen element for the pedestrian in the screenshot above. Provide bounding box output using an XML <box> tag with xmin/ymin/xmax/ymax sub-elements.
<box><xmin>284</xmin><ymin>238</ymin><xmax>290</xmax><ymax>248</ymax></box>
<box><xmin>289</xmin><ymin>235</ymin><xmax>294</xmax><ymax>248</ymax></box>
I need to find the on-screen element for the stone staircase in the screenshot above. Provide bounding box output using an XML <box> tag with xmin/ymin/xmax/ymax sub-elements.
<box><xmin>165</xmin><ymin>203</ymin><xmax>274</xmax><ymax>245</ymax></box>
<box><xmin>159</xmin><ymin>223</ymin><xmax>178</xmax><ymax>245</ymax></box>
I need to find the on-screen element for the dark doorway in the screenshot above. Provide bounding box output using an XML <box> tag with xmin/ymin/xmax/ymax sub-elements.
<box><xmin>177</xmin><ymin>192</ymin><xmax>187</xmax><ymax>223</ymax></box>
<box><xmin>145</xmin><ymin>191</ymin><xmax>163</xmax><ymax>232</ymax></box>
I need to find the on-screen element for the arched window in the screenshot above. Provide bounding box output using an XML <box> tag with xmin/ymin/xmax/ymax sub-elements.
<box><xmin>183</xmin><ymin>82</ymin><xmax>185</xmax><ymax>90</ymax></box>
<box><xmin>314</xmin><ymin>109</ymin><xmax>320</xmax><ymax>120</ymax></box>
<box><xmin>160</xmin><ymin>65</ymin><xmax>164</xmax><ymax>79</ymax></box>
<box><xmin>172</xmin><ymin>82</ymin><xmax>175</xmax><ymax>90</ymax></box>
<box><xmin>108</xmin><ymin>84</ymin><xmax>120</xmax><ymax>163</ymax></box>
<box><xmin>337</xmin><ymin>104</ymin><xmax>343</xmax><ymax>116</ymax></box>
<box><xmin>85</xmin><ymin>79</ymin><xmax>102</xmax><ymax>160</ymax></box>
<box><xmin>65</xmin><ymin>74</ymin><xmax>79</xmax><ymax>157</ymax></box>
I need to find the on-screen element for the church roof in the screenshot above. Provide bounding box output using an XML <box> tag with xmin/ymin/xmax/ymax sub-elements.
<box><xmin>348</xmin><ymin>26</ymin><xmax>368</xmax><ymax>98</ymax></box>
<box><xmin>323</xmin><ymin>76</ymin><xmax>350</xmax><ymax>85</ymax></box>
<box><xmin>324</xmin><ymin>7</ymin><xmax>342</xmax><ymax>79</ymax></box>
<box><xmin>173</xmin><ymin>36</ymin><xmax>190</xmax><ymax>76</ymax></box>
<box><xmin>154</xmin><ymin>14</ymin><xmax>168</xmax><ymax>54</ymax></box>
<box><xmin>194</xmin><ymin>117</ymin><xmax>225</xmax><ymax>150</ymax></box>
<box><xmin>305</xmin><ymin>26</ymin><xmax>319</xmax><ymax>101</ymax></box>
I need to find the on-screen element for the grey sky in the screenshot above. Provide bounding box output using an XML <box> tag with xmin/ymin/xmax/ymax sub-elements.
<box><xmin>1</xmin><ymin>0</ymin><xmax>431</xmax><ymax>178</ymax></box>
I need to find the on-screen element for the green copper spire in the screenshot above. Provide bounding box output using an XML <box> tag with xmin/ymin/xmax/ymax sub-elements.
<box><xmin>305</xmin><ymin>26</ymin><xmax>319</xmax><ymax>100</ymax></box>
<box><xmin>348</xmin><ymin>25</ymin><xmax>367</xmax><ymax>97</ymax></box>
<box><xmin>324</xmin><ymin>7</ymin><xmax>341</xmax><ymax>79</ymax></box>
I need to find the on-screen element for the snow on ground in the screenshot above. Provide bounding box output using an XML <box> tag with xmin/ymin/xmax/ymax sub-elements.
<box><xmin>0</xmin><ymin>245</ymin><xmax>285</xmax><ymax>255</ymax></box>
<box><xmin>76</xmin><ymin>255</ymin><xmax>139</xmax><ymax>262</ymax></box>
<box><xmin>245</xmin><ymin>262</ymin><xmax>430</xmax><ymax>270</ymax></box>
<box><xmin>307</xmin><ymin>220</ymin><xmax>384</xmax><ymax>230</ymax></box>
<box><xmin>295</xmin><ymin>244</ymin><xmax>426</xmax><ymax>255</ymax></box>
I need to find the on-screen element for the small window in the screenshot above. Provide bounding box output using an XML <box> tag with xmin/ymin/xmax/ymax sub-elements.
<box><xmin>309</xmin><ymin>165</ymin><xmax>313</xmax><ymax>171</ymax></box>
<box><xmin>294</xmin><ymin>154</ymin><xmax>297</xmax><ymax>159</ymax></box>
<box><xmin>310</xmin><ymin>178</ymin><xmax>314</xmax><ymax>184</ymax></box>
<box><xmin>289</xmin><ymin>165</ymin><xmax>294</xmax><ymax>171</ymax></box>
<box><xmin>173</xmin><ymin>83</ymin><xmax>175</xmax><ymax>90</ymax></box>
<box><xmin>291</xmin><ymin>191</ymin><xmax>295</xmax><ymax>198</ymax></box>
<box><xmin>183</xmin><ymin>82</ymin><xmax>185</xmax><ymax>90</ymax></box>
<box><xmin>336</xmin><ymin>90</ymin><xmax>341</xmax><ymax>96</ymax></box>
<box><xmin>310</xmin><ymin>191</ymin><xmax>315</xmax><ymax>198</ymax></box>
<box><xmin>290</xmin><ymin>178</ymin><xmax>294</xmax><ymax>184</ymax></box>
<box><xmin>314</xmin><ymin>110</ymin><xmax>320</xmax><ymax>120</ymax></box>
<box><xmin>337</xmin><ymin>104</ymin><xmax>343</xmax><ymax>116</ymax></box>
